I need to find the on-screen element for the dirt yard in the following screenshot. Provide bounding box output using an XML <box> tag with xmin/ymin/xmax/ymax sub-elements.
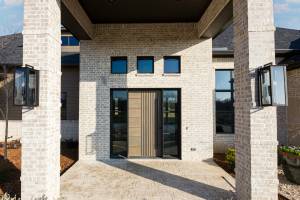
<box><xmin>0</xmin><ymin>141</ymin><xmax>78</xmax><ymax>198</ymax></box>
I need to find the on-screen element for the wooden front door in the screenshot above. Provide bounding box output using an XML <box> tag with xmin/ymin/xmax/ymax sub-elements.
<box><xmin>128</xmin><ymin>90</ymin><xmax>162</xmax><ymax>158</ymax></box>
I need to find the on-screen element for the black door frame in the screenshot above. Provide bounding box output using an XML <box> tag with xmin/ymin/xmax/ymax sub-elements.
<box><xmin>110</xmin><ymin>88</ymin><xmax>181</xmax><ymax>159</ymax></box>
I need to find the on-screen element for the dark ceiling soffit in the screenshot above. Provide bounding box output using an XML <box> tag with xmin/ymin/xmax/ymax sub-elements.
<box><xmin>78</xmin><ymin>0</ymin><xmax>212</xmax><ymax>23</ymax></box>
<box><xmin>61</xmin><ymin>2</ymin><xmax>91</xmax><ymax>40</ymax></box>
<box><xmin>202</xmin><ymin>1</ymin><xmax>233</xmax><ymax>39</ymax></box>
<box><xmin>287</xmin><ymin>64</ymin><xmax>300</xmax><ymax>71</ymax></box>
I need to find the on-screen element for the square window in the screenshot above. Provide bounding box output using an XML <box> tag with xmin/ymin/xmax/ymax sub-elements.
<box><xmin>137</xmin><ymin>57</ymin><xmax>154</xmax><ymax>73</ymax></box>
<box><xmin>164</xmin><ymin>56</ymin><xmax>180</xmax><ymax>73</ymax></box>
<box><xmin>111</xmin><ymin>57</ymin><xmax>127</xmax><ymax>74</ymax></box>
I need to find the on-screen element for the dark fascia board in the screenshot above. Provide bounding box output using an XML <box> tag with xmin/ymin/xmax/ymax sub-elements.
<box><xmin>287</xmin><ymin>63</ymin><xmax>300</xmax><ymax>71</ymax></box>
<box><xmin>61</xmin><ymin>2</ymin><xmax>91</xmax><ymax>40</ymax></box>
<box><xmin>213</xmin><ymin>49</ymin><xmax>300</xmax><ymax>58</ymax></box>
<box><xmin>202</xmin><ymin>1</ymin><xmax>233</xmax><ymax>39</ymax></box>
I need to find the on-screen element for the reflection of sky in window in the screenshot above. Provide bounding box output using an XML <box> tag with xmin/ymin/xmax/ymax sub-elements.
<box><xmin>163</xmin><ymin>90</ymin><xmax>178</xmax><ymax>102</ymax></box>
<box><xmin>14</xmin><ymin>68</ymin><xmax>26</xmax><ymax>105</ymax></box>
<box><xmin>113</xmin><ymin>90</ymin><xmax>127</xmax><ymax>100</ymax></box>
<box><xmin>164</xmin><ymin>58</ymin><xmax>180</xmax><ymax>73</ymax></box>
<box><xmin>261</xmin><ymin>70</ymin><xmax>271</xmax><ymax>105</ymax></box>
<box><xmin>112</xmin><ymin>59</ymin><xmax>127</xmax><ymax>73</ymax></box>
<box><xmin>216</xmin><ymin>92</ymin><xmax>231</xmax><ymax>101</ymax></box>
<box><xmin>138</xmin><ymin>58</ymin><xmax>153</xmax><ymax>73</ymax></box>
<box><xmin>61</xmin><ymin>36</ymin><xmax>68</xmax><ymax>46</ymax></box>
<box><xmin>69</xmin><ymin>37</ymin><xmax>79</xmax><ymax>46</ymax></box>
<box><xmin>216</xmin><ymin>71</ymin><xmax>232</xmax><ymax>90</ymax></box>
<box><xmin>272</xmin><ymin>66</ymin><xmax>286</xmax><ymax>105</ymax></box>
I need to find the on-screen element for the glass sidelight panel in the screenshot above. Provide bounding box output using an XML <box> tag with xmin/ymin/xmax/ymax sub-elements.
<box><xmin>111</xmin><ymin>90</ymin><xmax>128</xmax><ymax>158</ymax></box>
<box><xmin>163</xmin><ymin>89</ymin><xmax>180</xmax><ymax>158</ymax></box>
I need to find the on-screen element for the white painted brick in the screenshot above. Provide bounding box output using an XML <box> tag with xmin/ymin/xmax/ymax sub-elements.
<box><xmin>79</xmin><ymin>23</ymin><xmax>214</xmax><ymax>161</ymax></box>
<box><xmin>21</xmin><ymin>0</ymin><xmax>61</xmax><ymax>199</ymax></box>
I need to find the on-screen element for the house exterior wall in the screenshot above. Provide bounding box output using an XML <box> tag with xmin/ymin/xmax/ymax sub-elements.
<box><xmin>287</xmin><ymin>68</ymin><xmax>300</xmax><ymax>146</ymax></box>
<box><xmin>79</xmin><ymin>23</ymin><xmax>214</xmax><ymax>161</ymax></box>
<box><xmin>0</xmin><ymin>120</ymin><xmax>79</xmax><ymax>142</ymax></box>
<box><xmin>61</xmin><ymin>66</ymin><xmax>79</xmax><ymax>120</ymax></box>
<box><xmin>0</xmin><ymin>66</ymin><xmax>79</xmax><ymax>142</ymax></box>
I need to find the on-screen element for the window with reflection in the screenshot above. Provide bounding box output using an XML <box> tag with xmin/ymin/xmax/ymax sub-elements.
<box><xmin>137</xmin><ymin>56</ymin><xmax>154</xmax><ymax>73</ymax></box>
<box><xmin>260</xmin><ymin>68</ymin><xmax>272</xmax><ymax>105</ymax></box>
<box><xmin>61</xmin><ymin>36</ymin><xmax>79</xmax><ymax>46</ymax></box>
<box><xmin>164</xmin><ymin>56</ymin><xmax>180</xmax><ymax>73</ymax></box>
<box><xmin>111</xmin><ymin>90</ymin><xmax>128</xmax><ymax>158</ymax></box>
<box><xmin>271</xmin><ymin>66</ymin><xmax>287</xmax><ymax>105</ymax></box>
<box><xmin>163</xmin><ymin>89</ymin><xmax>180</xmax><ymax>158</ymax></box>
<box><xmin>215</xmin><ymin>70</ymin><xmax>234</xmax><ymax>134</ymax></box>
<box><xmin>111</xmin><ymin>57</ymin><xmax>127</xmax><ymax>74</ymax></box>
<box><xmin>14</xmin><ymin>67</ymin><xmax>26</xmax><ymax>106</ymax></box>
<box><xmin>27</xmin><ymin>69</ymin><xmax>39</xmax><ymax>106</ymax></box>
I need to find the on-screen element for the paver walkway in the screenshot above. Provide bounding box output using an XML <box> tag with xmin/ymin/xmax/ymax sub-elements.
<box><xmin>60</xmin><ymin>159</ymin><xmax>235</xmax><ymax>200</ymax></box>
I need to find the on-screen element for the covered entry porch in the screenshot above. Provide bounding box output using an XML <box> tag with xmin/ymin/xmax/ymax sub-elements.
<box><xmin>60</xmin><ymin>160</ymin><xmax>235</xmax><ymax>200</ymax></box>
<box><xmin>22</xmin><ymin>0</ymin><xmax>279</xmax><ymax>199</ymax></box>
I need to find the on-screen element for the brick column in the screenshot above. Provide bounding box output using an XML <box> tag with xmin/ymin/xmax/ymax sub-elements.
<box><xmin>233</xmin><ymin>0</ymin><xmax>278</xmax><ymax>199</ymax></box>
<box><xmin>22</xmin><ymin>0</ymin><xmax>61</xmax><ymax>199</ymax></box>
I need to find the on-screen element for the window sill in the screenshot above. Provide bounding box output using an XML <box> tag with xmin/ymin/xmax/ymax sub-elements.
<box><xmin>135</xmin><ymin>73</ymin><xmax>154</xmax><ymax>76</ymax></box>
<box><xmin>162</xmin><ymin>73</ymin><xmax>181</xmax><ymax>76</ymax></box>
<box><xmin>111</xmin><ymin>73</ymin><xmax>127</xmax><ymax>75</ymax></box>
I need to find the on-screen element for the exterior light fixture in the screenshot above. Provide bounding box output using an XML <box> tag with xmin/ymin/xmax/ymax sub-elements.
<box><xmin>13</xmin><ymin>65</ymin><xmax>39</xmax><ymax>107</ymax></box>
<box><xmin>258</xmin><ymin>63</ymin><xmax>288</xmax><ymax>106</ymax></box>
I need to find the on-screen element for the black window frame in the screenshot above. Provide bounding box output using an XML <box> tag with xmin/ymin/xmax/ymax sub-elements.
<box><xmin>111</xmin><ymin>57</ymin><xmax>128</xmax><ymax>74</ymax></box>
<box><xmin>137</xmin><ymin>56</ymin><xmax>154</xmax><ymax>74</ymax></box>
<box><xmin>258</xmin><ymin>64</ymin><xmax>288</xmax><ymax>107</ymax></box>
<box><xmin>164</xmin><ymin>56</ymin><xmax>181</xmax><ymax>74</ymax></box>
<box><xmin>110</xmin><ymin>89</ymin><xmax>129</xmax><ymax>158</ymax></box>
<box><xmin>215</xmin><ymin>69</ymin><xmax>234</xmax><ymax>134</ymax></box>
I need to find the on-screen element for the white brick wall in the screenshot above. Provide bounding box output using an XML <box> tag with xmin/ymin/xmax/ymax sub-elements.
<box><xmin>79</xmin><ymin>23</ymin><xmax>214</xmax><ymax>161</ymax></box>
<box><xmin>233</xmin><ymin>0</ymin><xmax>278</xmax><ymax>199</ymax></box>
<box><xmin>22</xmin><ymin>0</ymin><xmax>61</xmax><ymax>199</ymax></box>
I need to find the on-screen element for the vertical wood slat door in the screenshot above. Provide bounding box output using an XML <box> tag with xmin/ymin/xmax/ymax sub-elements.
<box><xmin>128</xmin><ymin>90</ymin><xmax>161</xmax><ymax>158</ymax></box>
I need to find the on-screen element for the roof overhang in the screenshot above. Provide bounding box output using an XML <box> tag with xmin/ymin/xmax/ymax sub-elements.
<box><xmin>61</xmin><ymin>0</ymin><xmax>233</xmax><ymax>40</ymax></box>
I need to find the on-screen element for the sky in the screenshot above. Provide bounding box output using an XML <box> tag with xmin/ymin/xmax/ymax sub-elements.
<box><xmin>0</xmin><ymin>0</ymin><xmax>299</xmax><ymax>36</ymax></box>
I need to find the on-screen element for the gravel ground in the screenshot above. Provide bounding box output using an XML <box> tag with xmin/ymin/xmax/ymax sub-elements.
<box><xmin>278</xmin><ymin>167</ymin><xmax>300</xmax><ymax>200</ymax></box>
